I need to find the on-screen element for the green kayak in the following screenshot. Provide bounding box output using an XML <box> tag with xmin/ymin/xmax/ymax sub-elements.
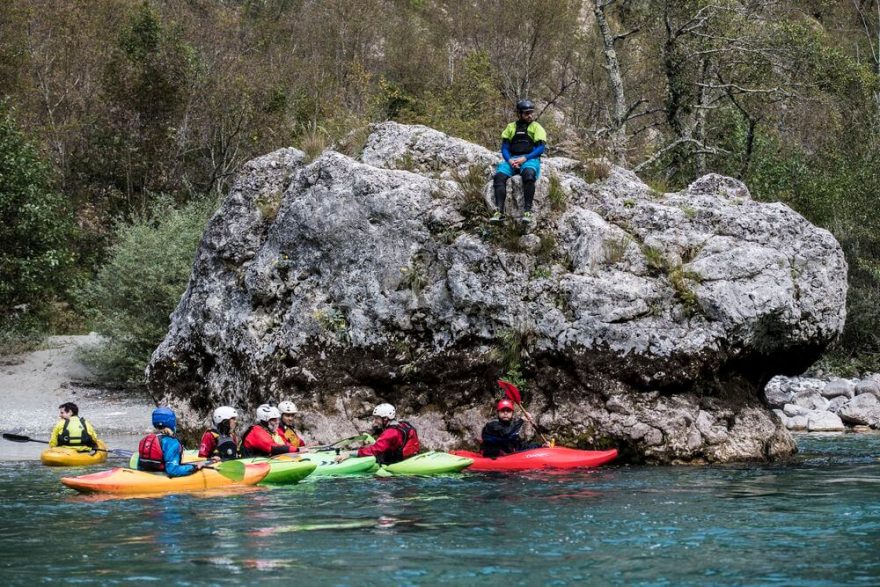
<box><xmin>374</xmin><ymin>451</ymin><xmax>473</xmax><ymax>476</ymax></box>
<box><xmin>236</xmin><ymin>457</ymin><xmax>316</xmax><ymax>484</ymax></box>
<box><xmin>298</xmin><ymin>451</ymin><xmax>377</xmax><ymax>477</ymax></box>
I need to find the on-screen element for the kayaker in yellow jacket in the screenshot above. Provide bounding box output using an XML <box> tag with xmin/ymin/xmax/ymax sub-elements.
<box><xmin>49</xmin><ymin>402</ymin><xmax>100</xmax><ymax>452</ymax></box>
<box><xmin>278</xmin><ymin>400</ymin><xmax>306</xmax><ymax>450</ymax></box>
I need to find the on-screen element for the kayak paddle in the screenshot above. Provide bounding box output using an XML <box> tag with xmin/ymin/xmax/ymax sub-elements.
<box><xmin>202</xmin><ymin>459</ymin><xmax>246</xmax><ymax>481</ymax></box>
<box><xmin>302</xmin><ymin>433</ymin><xmax>375</xmax><ymax>453</ymax></box>
<box><xmin>497</xmin><ymin>380</ymin><xmax>553</xmax><ymax>445</ymax></box>
<box><xmin>2</xmin><ymin>432</ymin><xmax>134</xmax><ymax>458</ymax></box>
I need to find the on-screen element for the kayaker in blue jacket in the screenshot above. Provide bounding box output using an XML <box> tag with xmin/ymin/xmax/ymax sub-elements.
<box><xmin>490</xmin><ymin>99</ymin><xmax>547</xmax><ymax>225</ymax></box>
<box><xmin>137</xmin><ymin>407</ymin><xmax>208</xmax><ymax>477</ymax></box>
<box><xmin>480</xmin><ymin>399</ymin><xmax>541</xmax><ymax>458</ymax></box>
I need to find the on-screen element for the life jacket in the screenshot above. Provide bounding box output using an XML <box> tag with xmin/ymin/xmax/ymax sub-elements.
<box><xmin>59</xmin><ymin>417</ymin><xmax>95</xmax><ymax>448</ymax></box>
<box><xmin>481</xmin><ymin>418</ymin><xmax>525</xmax><ymax>458</ymax></box>
<box><xmin>208</xmin><ymin>429</ymin><xmax>239</xmax><ymax>460</ymax></box>
<box><xmin>378</xmin><ymin>421</ymin><xmax>420</xmax><ymax>465</ymax></box>
<box><xmin>240</xmin><ymin>424</ymin><xmax>289</xmax><ymax>457</ymax></box>
<box><xmin>138</xmin><ymin>433</ymin><xmax>166</xmax><ymax>472</ymax></box>
<box><xmin>509</xmin><ymin>120</ymin><xmax>537</xmax><ymax>156</ymax></box>
<box><xmin>278</xmin><ymin>422</ymin><xmax>303</xmax><ymax>448</ymax></box>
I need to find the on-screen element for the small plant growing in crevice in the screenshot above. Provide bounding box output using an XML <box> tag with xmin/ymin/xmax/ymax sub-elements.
<box><xmin>399</xmin><ymin>254</ymin><xmax>428</xmax><ymax>295</ymax></box>
<box><xmin>453</xmin><ymin>164</ymin><xmax>490</xmax><ymax>221</ymax></box>
<box><xmin>491</xmin><ymin>327</ymin><xmax>532</xmax><ymax>385</ymax></box>
<box><xmin>548</xmin><ymin>174</ymin><xmax>567</xmax><ymax>211</ymax></box>
<box><xmin>501</xmin><ymin>365</ymin><xmax>527</xmax><ymax>390</ymax></box>
<box><xmin>680</xmin><ymin>242</ymin><xmax>704</xmax><ymax>264</ymax></box>
<box><xmin>395</xmin><ymin>151</ymin><xmax>416</xmax><ymax>171</ymax></box>
<box><xmin>642</xmin><ymin>244</ymin><xmax>668</xmax><ymax>275</ymax></box>
<box><xmin>485</xmin><ymin>221</ymin><xmax>525</xmax><ymax>251</ymax></box>
<box><xmin>313</xmin><ymin>307</ymin><xmax>349</xmax><ymax>341</ymax></box>
<box><xmin>578</xmin><ymin>159</ymin><xmax>611</xmax><ymax>183</ymax></box>
<box><xmin>255</xmin><ymin>190</ymin><xmax>283</xmax><ymax>223</ymax></box>
<box><xmin>681</xmin><ymin>205</ymin><xmax>697</xmax><ymax>219</ymax></box>
<box><xmin>530</xmin><ymin>265</ymin><xmax>552</xmax><ymax>280</ymax></box>
<box><xmin>295</xmin><ymin>121</ymin><xmax>329</xmax><ymax>161</ymax></box>
<box><xmin>536</xmin><ymin>234</ymin><xmax>558</xmax><ymax>262</ymax></box>
<box><xmin>604</xmin><ymin>235</ymin><xmax>633</xmax><ymax>264</ymax></box>
<box><xmin>668</xmin><ymin>265</ymin><xmax>702</xmax><ymax>314</ymax></box>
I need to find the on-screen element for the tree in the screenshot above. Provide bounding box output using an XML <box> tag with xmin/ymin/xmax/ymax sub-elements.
<box><xmin>97</xmin><ymin>1</ymin><xmax>195</xmax><ymax>209</ymax></box>
<box><xmin>593</xmin><ymin>0</ymin><xmax>643</xmax><ymax>165</ymax></box>
<box><xmin>0</xmin><ymin>102</ymin><xmax>75</xmax><ymax>329</ymax></box>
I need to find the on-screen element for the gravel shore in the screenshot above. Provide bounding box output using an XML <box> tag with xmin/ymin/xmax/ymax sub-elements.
<box><xmin>0</xmin><ymin>334</ymin><xmax>155</xmax><ymax>459</ymax></box>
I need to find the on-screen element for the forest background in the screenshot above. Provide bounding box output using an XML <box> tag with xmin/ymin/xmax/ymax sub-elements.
<box><xmin>1</xmin><ymin>0</ymin><xmax>879</xmax><ymax>384</ymax></box>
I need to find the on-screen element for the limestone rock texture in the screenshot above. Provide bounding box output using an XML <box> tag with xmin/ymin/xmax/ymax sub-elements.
<box><xmin>146</xmin><ymin>122</ymin><xmax>847</xmax><ymax>463</ymax></box>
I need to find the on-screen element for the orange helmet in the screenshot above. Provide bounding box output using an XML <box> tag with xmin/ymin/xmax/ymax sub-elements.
<box><xmin>496</xmin><ymin>399</ymin><xmax>515</xmax><ymax>411</ymax></box>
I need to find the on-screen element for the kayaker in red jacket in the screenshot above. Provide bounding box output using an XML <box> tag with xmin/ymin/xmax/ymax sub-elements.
<box><xmin>341</xmin><ymin>403</ymin><xmax>419</xmax><ymax>465</ymax></box>
<box><xmin>198</xmin><ymin>406</ymin><xmax>240</xmax><ymax>460</ymax></box>
<box><xmin>480</xmin><ymin>399</ymin><xmax>542</xmax><ymax>458</ymax></box>
<box><xmin>240</xmin><ymin>404</ymin><xmax>298</xmax><ymax>457</ymax></box>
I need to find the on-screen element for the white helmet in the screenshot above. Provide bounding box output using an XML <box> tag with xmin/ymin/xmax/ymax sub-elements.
<box><xmin>256</xmin><ymin>404</ymin><xmax>281</xmax><ymax>422</ymax></box>
<box><xmin>278</xmin><ymin>401</ymin><xmax>298</xmax><ymax>415</ymax></box>
<box><xmin>372</xmin><ymin>403</ymin><xmax>396</xmax><ymax>419</ymax></box>
<box><xmin>212</xmin><ymin>406</ymin><xmax>238</xmax><ymax>426</ymax></box>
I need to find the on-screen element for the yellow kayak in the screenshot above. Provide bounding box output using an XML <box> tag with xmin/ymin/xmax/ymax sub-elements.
<box><xmin>61</xmin><ymin>462</ymin><xmax>270</xmax><ymax>494</ymax></box>
<box><xmin>41</xmin><ymin>441</ymin><xmax>108</xmax><ymax>467</ymax></box>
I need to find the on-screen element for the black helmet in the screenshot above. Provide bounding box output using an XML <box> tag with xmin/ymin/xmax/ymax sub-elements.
<box><xmin>516</xmin><ymin>99</ymin><xmax>536</xmax><ymax>113</ymax></box>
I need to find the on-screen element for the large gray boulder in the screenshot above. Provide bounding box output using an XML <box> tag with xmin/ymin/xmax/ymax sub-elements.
<box><xmin>146</xmin><ymin>122</ymin><xmax>847</xmax><ymax>463</ymax></box>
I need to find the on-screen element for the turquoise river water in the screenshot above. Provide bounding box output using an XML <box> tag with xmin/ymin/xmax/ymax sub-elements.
<box><xmin>1</xmin><ymin>433</ymin><xmax>878</xmax><ymax>585</ymax></box>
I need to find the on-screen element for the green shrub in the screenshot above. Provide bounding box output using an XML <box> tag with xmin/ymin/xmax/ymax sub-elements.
<box><xmin>0</xmin><ymin>102</ymin><xmax>76</xmax><ymax>334</ymax></box>
<box><xmin>78</xmin><ymin>197</ymin><xmax>216</xmax><ymax>383</ymax></box>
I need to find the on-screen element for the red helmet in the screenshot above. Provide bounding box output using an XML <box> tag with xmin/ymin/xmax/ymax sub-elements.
<box><xmin>496</xmin><ymin>399</ymin><xmax>515</xmax><ymax>411</ymax></box>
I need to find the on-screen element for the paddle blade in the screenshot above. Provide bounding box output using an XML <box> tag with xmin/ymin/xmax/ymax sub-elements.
<box><xmin>214</xmin><ymin>460</ymin><xmax>246</xmax><ymax>482</ymax></box>
<box><xmin>2</xmin><ymin>433</ymin><xmax>33</xmax><ymax>443</ymax></box>
<box><xmin>2</xmin><ymin>432</ymin><xmax>49</xmax><ymax>444</ymax></box>
<box><xmin>498</xmin><ymin>380</ymin><xmax>522</xmax><ymax>404</ymax></box>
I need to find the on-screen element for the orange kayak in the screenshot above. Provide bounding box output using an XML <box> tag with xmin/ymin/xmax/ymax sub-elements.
<box><xmin>41</xmin><ymin>441</ymin><xmax>109</xmax><ymax>467</ymax></box>
<box><xmin>61</xmin><ymin>463</ymin><xmax>270</xmax><ymax>494</ymax></box>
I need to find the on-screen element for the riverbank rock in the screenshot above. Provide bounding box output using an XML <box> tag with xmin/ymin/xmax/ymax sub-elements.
<box><xmin>146</xmin><ymin>122</ymin><xmax>847</xmax><ymax>463</ymax></box>
<box><xmin>765</xmin><ymin>374</ymin><xmax>880</xmax><ymax>432</ymax></box>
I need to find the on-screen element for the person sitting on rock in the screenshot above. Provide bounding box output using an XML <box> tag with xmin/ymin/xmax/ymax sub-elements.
<box><xmin>490</xmin><ymin>99</ymin><xmax>547</xmax><ymax>225</ymax></box>
<box><xmin>240</xmin><ymin>404</ymin><xmax>298</xmax><ymax>457</ymax></box>
<box><xmin>277</xmin><ymin>400</ymin><xmax>306</xmax><ymax>450</ymax></box>
<box><xmin>480</xmin><ymin>399</ymin><xmax>541</xmax><ymax>458</ymax></box>
<box><xmin>198</xmin><ymin>406</ymin><xmax>240</xmax><ymax>460</ymax></box>
<box><xmin>138</xmin><ymin>407</ymin><xmax>208</xmax><ymax>477</ymax></box>
<box><xmin>339</xmin><ymin>403</ymin><xmax>419</xmax><ymax>465</ymax></box>
<box><xmin>49</xmin><ymin>402</ymin><xmax>100</xmax><ymax>452</ymax></box>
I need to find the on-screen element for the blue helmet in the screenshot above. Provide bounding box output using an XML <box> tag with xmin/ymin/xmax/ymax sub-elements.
<box><xmin>152</xmin><ymin>407</ymin><xmax>176</xmax><ymax>430</ymax></box>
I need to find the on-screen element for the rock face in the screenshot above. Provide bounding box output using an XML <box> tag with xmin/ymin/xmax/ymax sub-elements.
<box><xmin>146</xmin><ymin>122</ymin><xmax>848</xmax><ymax>463</ymax></box>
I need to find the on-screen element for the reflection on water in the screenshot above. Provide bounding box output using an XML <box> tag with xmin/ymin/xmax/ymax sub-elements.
<box><xmin>0</xmin><ymin>434</ymin><xmax>879</xmax><ymax>584</ymax></box>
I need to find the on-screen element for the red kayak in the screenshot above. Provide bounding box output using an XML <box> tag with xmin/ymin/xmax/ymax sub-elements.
<box><xmin>452</xmin><ymin>447</ymin><xmax>618</xmax><ymax>471</ymax></box>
